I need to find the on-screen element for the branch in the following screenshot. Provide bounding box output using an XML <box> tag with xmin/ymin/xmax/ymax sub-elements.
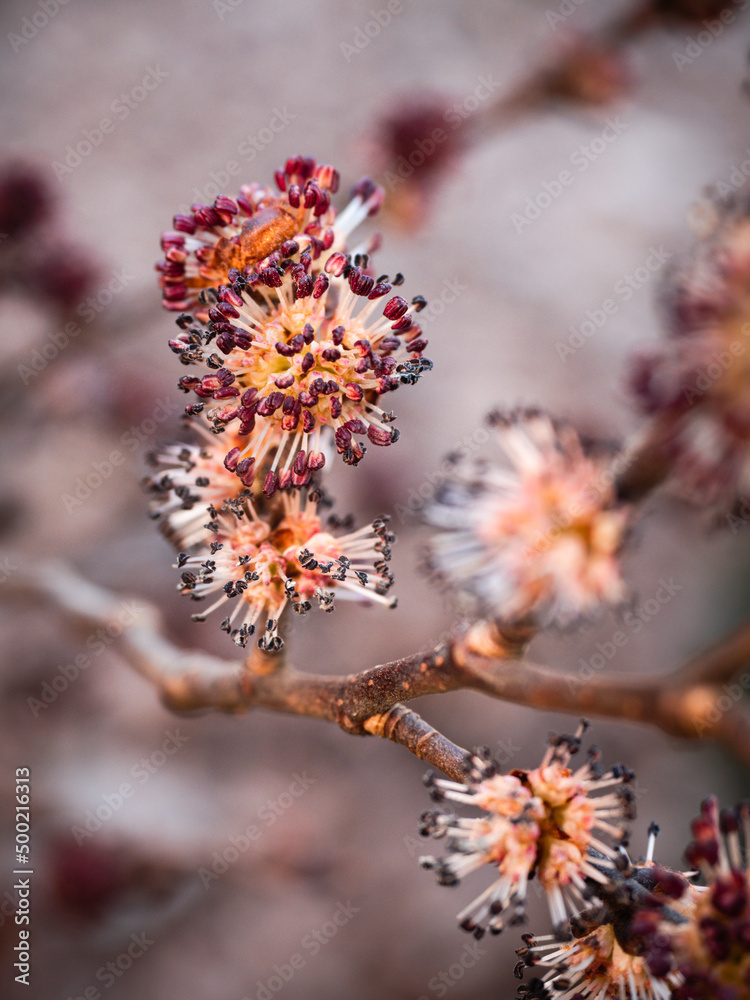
<box><xmin>6</xmin><ymin>563</ymin><xmax>750</xmax><ymax>776</ymax></box>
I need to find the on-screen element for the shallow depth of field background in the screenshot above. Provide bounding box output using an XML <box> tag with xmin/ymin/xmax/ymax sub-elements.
<box><xmin>1</xmin><ymin>1</ymin><xmax>749</xmax><ymax>998</ymax></box>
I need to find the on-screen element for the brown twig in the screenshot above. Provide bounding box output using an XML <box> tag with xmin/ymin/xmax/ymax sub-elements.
<box><xmin>5</xmin><ymin>562</ymin><xmax>750</xmax><ymax>776</ymax></box>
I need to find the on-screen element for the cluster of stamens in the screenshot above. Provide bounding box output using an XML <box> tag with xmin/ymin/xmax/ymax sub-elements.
<box><xmin>419</xmin><ymin>722</ymin><xmax>635</xmax><ymax>938</ymax></box>
<box><xmin>151</xmin><ymin>157</ymin><xmax>415</xmax><ymax>647</ymax></box>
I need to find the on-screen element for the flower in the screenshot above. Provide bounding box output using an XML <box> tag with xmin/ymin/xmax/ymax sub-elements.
<box><xmin>144</xmin><ymin>415</ymin><xmax>283</xmax><ymax>550</ymax></box>
<box><xmin>629</xmin><ymin>195</ymin><xmax>750</xmax><ymax>507</ymax></box>
<box><xmin>670</xmin><ymin>797</ymin><xmax>750</xmax><ymax>1000</ymax></box>
<box><xmin>166</xmin><ymin>248</ymin><xmax>430</xmax><ymax>496</ymax></box>
<box><xmin>419</xmin><ymin>721</ymin><xmax>636</xmax><ymax>937</ymax></box>
<box><xmin>156</xmin><ymin>155</ymin><xmax>384</xmax><ymax>316</ymax></box>
<box><xmin>425</xmin><ymin>409</ymin><xmax>630</xmax><ymax>626</ymax></box>
<box><xmin>518</xmin><ymin>921</ymin><xmax>681</xmax><ymax>1000</ymax></box>
<box><xmin>516</xmin><ymin>825</ymin><xmax>694</xmax><ymax>1000</ymax></box>
<box><xmin>174</xmin><ymin>484</ymin><xmax>396</xmax><ymax>649</ymax></box>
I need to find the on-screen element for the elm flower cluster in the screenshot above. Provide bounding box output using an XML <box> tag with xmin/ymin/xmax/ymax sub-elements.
<box><xmin>149</xmin><ymin>157</ymin><xmax>409</xmax><ymax>648</ymax></box>
<box><xmin>671</xmin><ymin>797</ymin><xmax>750</xmax><ymax>1000</ymax></box>
<box><xmin>630</xmin><ymin>194</ymin><xmax>750</xmax><ymax>508</ymax></box>
<box><xmin>159</xmin><ymin>157</ymin><xmax>430</xmax><ymax>495</ymax></box>
<box><xmin>157</xmin><ymin>155</ymin><xmax>382</xmax><ymax>315</ymax></box>
<box><xmin>146</xmin><ymin>418</ymin><xmax>394</xmax><ymax>649</ymax></box>
<box><xmin>418</xmin><ymin>722</ymin><xmax>635</xmax><ymax>937</ymax></box>
<box><xmin>517</xmin><ymin>823</ymin><xmax>695</xmax><ymax>1000</ymax></box>
<box><xmin>425</xmin><ymin>410</ymin><xmax>630</xmax><ymax>626</ymax></box>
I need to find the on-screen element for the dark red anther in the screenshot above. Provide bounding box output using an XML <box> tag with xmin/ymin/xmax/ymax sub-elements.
<box><xmin>344</xmin><ymin>418</ymin><xmax>367</xmax><ymax>434</ymax></box>
<box><xmin>302</xmin><ymin>409</ymin><xmax>316</xmax><ymax>432</ymax></box>
<box><xmin>313</xmin><ymin>190</ymin><xmax>331</xmax><ymax>217</ymax></box>
<box><xmin>294</xmin><ymin>273</ymin><xmax>313</xmax><ymax>298</ymax></box>
<box><xmin>368</xmin><ymin>425</ymin><xmax>393</xmax><ymax>446</ymax></box>
<box><xmin>330</xmin><ymin>397</ymin><xmax>342</xmax><ymax>419</ymax></box>
<box><xmin>315</xmin><ymin>164</ymin><xmax>340</xmax><ymax>193</ymax></box>
<box><xmin>213</xmin><ymin>386</ymin><xmax>240</xmax><ymax>399</ymax></box>
<box><xmin>172</xmin><ymin>213</ymin><xmax>197</xmax><ymax>234</ymax></box>
<box><xmin>368</xmin><ymin>281</ymin><xmax>391</xmax><ymax>299</ymax></box>
<box><xmin>264</xmin><ymin>470</ymin><xmax>278</xmax><ymax>498</ymax></box>
<box><xmin>303</xmin><ymin>180</ymin><xmax>320</xmax><ymax>209</ymax></box>
<box><xmin>238</xmin><ymin>414</ymin><xmax>255</xmax><ymax>435</ymax></box>
<box><xmin>325</xmin><ymin>252</ymin><xmax>348</xmax><ymax>276</ymax></box>
<box><xmin>293</xmin><ymin>451</ymin><xmax>307</xmax><ymax>476</ymax></box>
<box><xmin>224</xmin><ymin>447</ymin><xmax>240</xmax><ymax>472</ymax></box>
<box><xmin>322</xmin><ymin>348</ymin><xmax>341</xmax><ymax>362</ymax></box>
<box><xmin>218</xmin><ymin>285</ymin><xmax>244</xmax><ymax>308</ymax></box>
<box><xmin>313</xmin><ymin>273</ymin><xmax>329</xmax><ymax>299</ymax></box>
<box><xmin>331</xmin><ymin>325</ymin><xmax>345</xmax><ymax>346</ymax></box>
<box><xmin>287</xmin><ymin>184</ymin><xmax>301</xmax><ymax>208</ymax></box>
<box><xmin>349</xmin><ymin>270</ymin><xmax>375</xmax><ymax>297</ymax></box>
<box><xmin>275</xmin><ymin>341</ymin><xmax>296</xmax><ymax>357</ymax></box>
<box><xmin>274</xmin><ymin>373</ymin><xmax>295</xmax><ymax>389</ymax></box>
<box><xmin>391</xmin><ymin>314</ymin><xmax>413</xmax><ymax>333</ymax></box>
<box><xmin>278</xmin><ymin>469</ymin><xmax>294</xmax><ymax>491</ymax></box>
<box><xmin>259</xmin><ymin>267</ymin><xmax>283</xmax><ymax>288</ymax></box>
<box><xmin>379</xmin><ymin>337</ymin><xmax>401</xmax><ymax>353</ymax></box>
<box><xmin>335</xmin><ymin>427</ymin><xmax>352</xmax><ymax>452</ymax></box>
<box><xmin>307</xmin><ymin>451</ymin><xmax>325</xmax><ymax>470</ymax></box>
<box><xmin>344</xmin><ymin>383</ymin><xmax>364</xmax><ymax>401</ymax></box>
<box><xmin>406</xmin><ymin>338</ymin><xmax>427</xmax><ymax>353</ymax></box>
<box><xmin>383</xmin><ymin>296</ymin><xmax>409</xmax><ymax>320</ymax></box>
<box><xmin>301</xmin><ymin>352</ymin><xmax>315</xmax><ymax>373</ymax></box>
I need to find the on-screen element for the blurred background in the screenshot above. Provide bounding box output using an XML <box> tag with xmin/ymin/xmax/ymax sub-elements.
<box><xmin>1</xmin><ymin>1</ymin><xmax>749</xmax><ymax>997</ymax></box>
